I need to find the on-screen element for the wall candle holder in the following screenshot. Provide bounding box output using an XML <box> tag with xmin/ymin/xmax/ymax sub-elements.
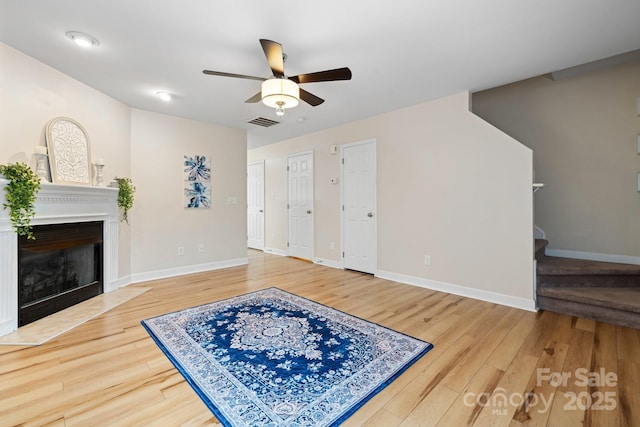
<box><xmin>34</xmin><ymin>152</ymin><xmax>49</xmax><ymax>182</ymax></box>
<box><xmin>94</xmin><ymin>159</ymin><xmax>105</xmax><ymax>187</ymax></box>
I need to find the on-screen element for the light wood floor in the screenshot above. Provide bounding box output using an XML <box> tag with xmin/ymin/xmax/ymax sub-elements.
<box><xmin>1</xmin><ymin>250</ymin><xmax>638</xmax><ymax>426</ymax></box>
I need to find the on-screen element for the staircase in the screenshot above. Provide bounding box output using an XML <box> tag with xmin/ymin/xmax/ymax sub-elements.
<box><xmin>535</xmin><ymin>239</ymin><xmax>640</xmax><ymax>329</ymax></box>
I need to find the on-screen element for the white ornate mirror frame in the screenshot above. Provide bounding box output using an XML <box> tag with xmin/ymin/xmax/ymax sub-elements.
<box><xmin>45</xmin><ymin>117</ymin><xmax>92</xmax><ymax>185</ymax></box>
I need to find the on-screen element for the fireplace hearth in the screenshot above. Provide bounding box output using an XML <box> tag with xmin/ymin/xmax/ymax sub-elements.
<box><xmin>18</xmin><ymin>221</ymin><xmax>103</xmax><ymax>326</ymax></box>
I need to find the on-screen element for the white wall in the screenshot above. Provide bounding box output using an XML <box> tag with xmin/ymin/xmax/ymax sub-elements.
<box><xmin>249</xmin><ymin>92</ymin><xmax>535</xmax><ymax>309</ymax></box>
<box><xmin>129</xmin><ymin>109</ymin><xmax>248</xmax><ymax>281</ymax></box>
<box><xmin>0</xmin><ymin>41</ymin><xmax>249</xmax><ymax>283</ymax></box>
<box><xmin>473</xmin><ymin>60</ymin><xmax>640</xmax><ymax>262</ymax></box>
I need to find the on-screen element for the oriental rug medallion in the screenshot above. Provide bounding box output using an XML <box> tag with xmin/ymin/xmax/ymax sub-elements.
<box><xmin>141</xmin><ymin>287</ymin><xmax>433</xmax><ymax>426</ymax></box>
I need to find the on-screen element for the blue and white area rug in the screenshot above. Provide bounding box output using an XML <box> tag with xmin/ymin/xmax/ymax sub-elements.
<box><xmin>141</xmin><ymin>287</ymin><xmax>433</xmax><ymax>426</ymax></box>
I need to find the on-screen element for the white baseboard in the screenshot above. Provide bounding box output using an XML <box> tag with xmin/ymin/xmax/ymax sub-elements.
<box><xmin>545</xmin><ymin>248</ymin><xmax>640</xmax><ymax>265</ymax></box>
<box><xmin>130</xmin><ymin>257</ymin><xmax>249</xmax><ymax>284</ymax></box>
<box><xmin>263</xmin><ymin>247</ymin><xmax>287</xmax><ymax>257</ymax></box>
<box><xmin>533</xmin><ymin>260</ymin><xmax>538</xmax><ymax>308</ymax></box>
<box><xmin>376</xmin><ymin>270</ymin><xmax>536</xmax><ymax>312</ymax></box>
<box><xmin>313</xmin><ymin>257</ymin><xmax>343</xmax><ymax>269</ymax></box>
<box><xmin>109</xmin><ymin>275</ymin><xmax>133</xmax><ymax>290</ymax></box>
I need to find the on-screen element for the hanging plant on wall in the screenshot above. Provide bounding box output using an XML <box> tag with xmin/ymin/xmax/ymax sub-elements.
<box><xmin>0</xmin><ymin>162</ymin><xmax>41</xmax><ymax>239</ymax></box>
<box><xmin>114</xmin><ymin>177</ymin><xmax>135</xmax><ymax>224</ymax></box>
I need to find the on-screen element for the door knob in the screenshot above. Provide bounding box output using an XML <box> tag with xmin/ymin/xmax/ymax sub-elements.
<box><xmin>259</xmin><ymin>209</ymin><xmax>264</xmax><ymax>213</ymax></box>
<box><xmin>367</xmin><ymin>212</ymin><xmax>374</xmax><ymax>217</ymax></box>
<box><xmin>307</xmin><ymin>210</ymin><xmax>312</xmax><ymax>214</ymax></box>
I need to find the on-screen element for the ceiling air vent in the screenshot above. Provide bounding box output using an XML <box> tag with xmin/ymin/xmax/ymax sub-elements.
<box><xmin>248</xmin><ymin>117</ymin><xmax>280</xmax><ymax>127</ymax></box>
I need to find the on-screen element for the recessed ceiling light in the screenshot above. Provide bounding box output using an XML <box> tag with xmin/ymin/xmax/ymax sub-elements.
<box><xmin>156</xmin><ymin>91</ymin><xmax>172</xmax><ymax>102</ymax></box>
<box><xmin>66</xmin><ymin>31</ymin><xmax>99</xmax><ymax>48</ymax></box>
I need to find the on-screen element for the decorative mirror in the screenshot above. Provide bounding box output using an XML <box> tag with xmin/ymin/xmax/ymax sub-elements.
<box><xmin>45</xmin><ymin>117</ymin><xmax>91</xmax><ymax>185</ymax></box>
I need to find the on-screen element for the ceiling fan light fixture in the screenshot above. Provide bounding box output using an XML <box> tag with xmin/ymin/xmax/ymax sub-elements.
<box><xmin>203</xmin><ymin>39</ymin><xmax>350</xmax><ymax>110</ymax></box>
<box><xmin>262</xmin><ymin>78</ymin><xmax>299</xmax><ymax>113</ymax></box>
<box><xmin>66</xmin><ymin>31</ymin><xmax>99</xmax><ymax>48</ymax></box>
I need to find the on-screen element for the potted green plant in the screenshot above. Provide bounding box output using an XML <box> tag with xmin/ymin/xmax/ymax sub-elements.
<box><xmin>114</xmin><ymin>177</ymin><xmax>135</xmax><ymax>223</ymax></box>
<box><xmin>0</xmin><ymin>162</ymin><xmax>41</xmax><ymax>239</ymax></box>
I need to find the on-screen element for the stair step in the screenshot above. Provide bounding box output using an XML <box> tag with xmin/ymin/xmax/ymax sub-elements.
<box><xmin>538</xmin><ymin>256</ymin><xmax>640</xmax><ymax>275</ymax></box>
<box><xmin>537</xmin><ymin>287</ymin><xmax>640</xmax><ymax>313</ymax></box>
<box><xmin>537</xmin><ymin>287</ymin><xmax>640</xmax><ymax>329</ymax></box>
<box><xmin>534</xmin><ymin>239</ymin><xmax>548</xmax><ymax>261</ymax></box>
<box><xmin>538</xmin><ymin>274</ymin><xmax>640</xmax><ymax>288</ymax></box>
<box><xmin>537</xmin><ymin>256</ymin><xmax>640</xmax><ymax>288</ymax></box>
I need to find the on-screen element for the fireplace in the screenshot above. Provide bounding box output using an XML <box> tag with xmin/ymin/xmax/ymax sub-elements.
<box><xmin>0</xmin><ymin>180</ymin><xmax>120</xmax><ymax>337</ymax></box>
<box><xmin>18</xmin><ymin>221</ymin><xmax>104</xmax><ymax>326</ymax></box>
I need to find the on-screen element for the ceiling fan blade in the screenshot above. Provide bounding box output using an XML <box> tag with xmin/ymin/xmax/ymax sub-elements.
<box><xmin>202</xmin><ymin>70</ymin><xmax>266</xmax><ymax>81</ymax></box>
<box><xmin>289</xmin><ymin>67</ymin><xmax>352</xmax><ymax>84</ymax></box>
<box><xmin>299</xmin><ymin>88</ymin><xmax>324</xmax><ymax>106</ymax></box>
<box><xmin>259</xmin><ymin>39</ymin><xmax>285</xmax><ymax>78</ymax></box>
<box><xmin>245</xmin><ymin>92</ymin><xmax>262</xmax><ymax>103</ymax></box>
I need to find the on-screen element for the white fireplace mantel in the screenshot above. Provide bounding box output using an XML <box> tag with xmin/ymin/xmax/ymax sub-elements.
<box><xmin>0</xmin><ymin>179</ymin><xmax>120</xmax><ymax>337</ymax></box>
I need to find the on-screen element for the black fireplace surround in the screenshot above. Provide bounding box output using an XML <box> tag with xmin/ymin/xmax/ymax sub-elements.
<box><xmin>18</xmin><ymin>221</ymin><xmax>103</xmax><ymax>326</ymax></box>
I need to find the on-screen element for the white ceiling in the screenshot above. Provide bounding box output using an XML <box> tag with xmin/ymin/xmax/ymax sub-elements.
<box><xmin>1</xmin><ymin>0</ymin><xmax>639</xmax><ymax>149</ymax></box>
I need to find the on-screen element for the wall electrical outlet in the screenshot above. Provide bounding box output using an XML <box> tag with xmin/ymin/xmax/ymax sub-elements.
<box><xmin>178</xmin><ymin>246</ymin><xmax>185</xmax><ymax>256</ymax></box>
<box><xmin>198</xmin><ymin>244</ymin><xmax>205</xmax><ymax>253</ymax></box>
<box><xmin>424</xmin><ymin>255</ymin><xmax>431</xmax><ymax>266</ymax></box>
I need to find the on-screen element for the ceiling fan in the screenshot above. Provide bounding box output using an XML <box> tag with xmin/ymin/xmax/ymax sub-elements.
<box><xmin>203</xmin><ymin>39</ymin><xmax>352</xmax><ymax>116</ymax></box>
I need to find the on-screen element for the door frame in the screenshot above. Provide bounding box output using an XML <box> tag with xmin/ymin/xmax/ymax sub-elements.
<box><xmin>287</xmin><ymin>150</ymin><xmax>314</xmax><ymax>260</ymax></box>
<box><xmin>247</xmin><ymin>160</ymin><xmax>265</xmax><ymax>250</ymax></box>
<box><xmin>340</xmin><ymin>138</ymin><xmax>377</xmax><ymax>273</ymax></box>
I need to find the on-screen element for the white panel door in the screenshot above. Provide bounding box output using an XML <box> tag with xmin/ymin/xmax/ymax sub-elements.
<box><xmin>247</xmin><ymin>162</ymin><xmax>265</xmax><ymax>250</ymax></box>
<box><xmin>288</xmin><ymin>152</ymin><xmax>313</xmax><ymax>260</ymax></box>
<box><xmin>342</xmin><ymin>140</ymin><xmax>377</xmax><ymax>274</ymax></box>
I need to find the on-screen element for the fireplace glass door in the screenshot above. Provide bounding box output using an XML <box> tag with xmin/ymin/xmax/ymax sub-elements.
<box><xmin>18</xmin><ymin>221</ymin><xmax>103</xmax><ymax>326</ymax></box>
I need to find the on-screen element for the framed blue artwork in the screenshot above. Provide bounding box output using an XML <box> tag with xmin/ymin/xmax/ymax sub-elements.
<box><xmin>184</xmin><ymin>155</ymin><xmax>211</xmax><ymax>208</ymax></box>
